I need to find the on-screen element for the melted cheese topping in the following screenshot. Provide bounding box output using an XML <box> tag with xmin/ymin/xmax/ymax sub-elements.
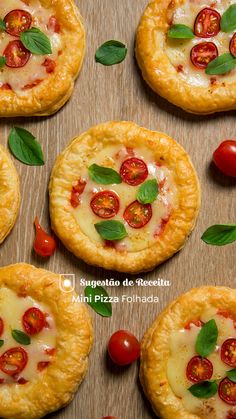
<box><xmin>167</xmin><ymin>309</ymin><xmax>236</xmax><ymax>418</ymax></box>
<box><xmin>72</xmin><ymin>145</ymin><xmax>178</xmax><ymax>252</ymax></box>
<box><xmin>0</xmin><ymin>0</ymin><xmax>62</xmax><ymax>93</ymax></box>
<box><xmin>165</xmin><ymin>0</ymin><xmax>236</xmax><ymax>87</ymax></box>
<box><xmin>0</xmin><ymin>287</ymin><xmax>56</xmax><ymax>384</ymax></box>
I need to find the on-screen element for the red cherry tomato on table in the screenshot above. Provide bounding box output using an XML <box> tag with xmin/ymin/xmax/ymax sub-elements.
<box><xmin>4</xmin><ymin>9</ymin><xmax>32</xmax><ymax>37</ymax></box>
<box><xmin>102</xmin><ymin>417</ymin><xmax>116</xmax><ymax>419</ymax></box>
<box><xmin>90</xmin><ymin>191</ymin><xmax>120</xmax><ymax>218</ymax></box>
<box><xmin>123</xmin><ymin>200</ymin><xmax>152</xmax><ymax>228</ymax></box>
<box><xmin>3</xmin><ymin>40</ymin><xmax>31</xmax><ymax>68</ymax></box>
<box><xmin>0</xmin><ymin>318</ymin><xmax>4</xmax><ymax>337</ymax></box>
<box><xmin>190</xmin><ymin>42</ymin><xmax>218</xmax><ymax>69</ymax></box>
<box><xmin>194</xmin><ymin>8</ymin><xmax>221</xmax><ymax>38</ymax></box>
<box><xmin>230</xmin><ymin>34</ymin><xmax>236</xmax><ymax>58</ymax></box>
<box><xmin>120</xmin><ymin>158</ymin><xmax>148</xmax><ymax>186</ymax></box>
<box><xmin>33</xmin><ymin>217</ymin><xmax>57</xmax><ymax>257</ymax></box>
<box><xmin>221</xmin><ymin>339</ymin><xmax>236</xmax><ymax>367</ymax></box>
<box><xmin>184</xmin><ymin>319</ymin><xmax>204</xmax><ymax>330</ymax></box>
<box><xmin>108</xmin><ymin>330</ymin><xmax>140</xmax><ymax>366</ymax></box>
<box><xmin>0</xmin><ymin>347</ymin><xmax>28</xmax><ymax>376</ymax></box>
<box><xmin>219</xmin><ymin>378</ymin><xmax>236</xmax><ymax>405</ymax></box>
<box><xmin>22</xmin><ymin>307</ymin><xmax>45</xmax><ymax>335</ymax></box>
<box><xmin>186</xmin><ymin>356</ymin><xmax>213</xmax><ymax>383</ymax></box>
<box><xmin>213</xmin><ymin>141</ymin><xmax>236</xmax><ymax>177</ymax></box>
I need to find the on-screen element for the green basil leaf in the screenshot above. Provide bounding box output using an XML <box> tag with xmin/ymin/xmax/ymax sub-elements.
<box><xmin>206</xmin><ymin>53</ymin><xmax>236</xmax><ymax>75</ymax></box>
<box><xmin>0</xmin><ymin>56</ymin><xmax>6</xmax><ymax>68</ymax></box>
<box><xmin>195</xmin><ymin>319</ymin><xmax>218</xmax><ymax>357</ymax></box>
<box><xmin>188</xmin><ymin>381</ymin><xmax>218</xmax><ymax>399</ymax></box>
<box><xmin>0</xmin><ymin>19</ymin><xmax>6</xmax><ymax>31</ymax></box>
<box><xmin>201</xmin><ymin>224</ymin><xmax>236</xmax><ymax>246</ymax></box>
<box><xmin>221</xmin><ymin>5</ymin><xmax>236</xmax><ymax>32</ymax></box>
<box><xmin>95</xmin><ymin>220</ymin><xmax>127</xmax><ymax>241</ymax></box>
<box><xmin>88</xmin><ymin>164</ymin><xmax>122</xmax><ymax>184</ymax></box>
<box><xmin>0</xmin><ymin>340</ymin><xmax>4</xmax><ymax>348</ymax></box>
<box><xmin>95</xmin><ymin>40</ymin><xmax>127</xmax><ymax>66</ymax></box>
<box><xmin>12</xmin><ymin>330</ymin><xmax>31</xmax><ymax>345</ymax></box>
<box><xmin>168</xmin><ymin>24</ymin><xmax>194</xmax><ymax>39</ymax></box>
<box><xmin>20</xmin><ymin>27</ymin><xmax>52</xmax><ymax>55</ymax></box>
<box><xmin>85</xmin><ymin>286</ymin><xmax>112</xmax><ymax>317</ymax></box>
<box><xmin>137</xmin><ymin>179</ymin><xmax>158</xmax><ymax>204</ymax></box>
<box><xmin>227</xmin><ymin>369</ymin><xmax>236</xmax><ymax>382</ymax></box>
<box><xmin>8</xmin><ymin>127</ymin><xmax>45</xmax><ymax>166</ymax></box>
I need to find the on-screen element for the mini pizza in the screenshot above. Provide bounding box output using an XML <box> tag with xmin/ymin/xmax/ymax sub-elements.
<box><xmin>0</xmin><ymin>144</ymin><xmax>20</xmax><ymax>244</ymax></box>
<box><xmin>0</xmin><ymin>0</ymin><xmax>85</xmax><ymax>117</ymax></box>
<box><xmin>49</xmin><ymin>121</ymin><xmax>200</xmax><ymax>273</ymax></box>
<box><xmin>0</xmin><ymin>263</ymin><xmax>93</xmax><ymax>418</ymax></box>
<box><xmin>140</xmin><ymin>286</ymin><xmax>236</xmax><ymax>419</ymax></box>
<box><xmin>136</xmin><ymin>0</ymin><xmax>236</xmax><ymax>114</ymax></box>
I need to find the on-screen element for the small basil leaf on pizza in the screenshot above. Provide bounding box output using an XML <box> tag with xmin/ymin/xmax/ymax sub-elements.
<box><xmin>8</xmin><ymin>127</ymin><xmax>45</xmax><ymax>166</ymax></box>
<box><xmin>136</xmin><ymin>179</ymin><xmax>158</xmax><ymax>204</ymax></box>
<box><xmin>188</xmin><ymin>380</ymin><xmax>218</xmax><ymax>398</ymax></box>
<box><xmin>195</xmin><ymin>319</ymin><xmax>218</xmax><ymax>357</ymax></box>
<box><xmin>95</xmin><ymin>220</ymin><xmax>127</xmax><ymax>240</ymax></box>
<box><xmin>88</xmin><ymin>163</ymin><xmax>122</xmax><ymax>184</ymax></box>
<box><xmin>95</xmin><ymin>40</ymin><xmax>127</xmax><ymax>65</ymax></box>
<box><xmin>201</xmin><ymin>224</ymin><xmax>236</xmax><ymax>245</ymax></box>
<box><xmin>221</xmin><ymin>4</ymin><xmax>236</xmax><ymax>32</ymax></box>
<box><xmin>168</xmin><ymin>24</ymin><xmax>194</xmax><ymax>39</ymax></box>
<box><xmin>84</xmin><ymin>286</ymin><xmax>112</xmax><ymax>317</ymax></box>
<box><xmin>0</xmin><ymin>340</ymin><xmax>4</xmax><ymax>348</ymax></box>
<box><xmin>227</xmin><ymin>369</ymin><xmax>236</xmax><ymax>382</ymax></box>
<box><xmin>12</xmin><ymin>329</ymin><xmax>31</xmax><ymax>345</ymax></box>
<box><xmin>0</xmin><ymin>56</ymin><xmax>6</xmax><ymax>68</ymax></box>
<box><xmin>206</xmin><ymin>53</ymin><xmax>236</xmax><ymax>75</ymax></box>
<box><xmin>0</xmin><ymin>19</ymin><xmax>6</xmax><ymax>31</ymax></box>
<box><xmin>20</xmin><ymin>27</ymin><xmax>52</xmax><ymax>55</ymax></box>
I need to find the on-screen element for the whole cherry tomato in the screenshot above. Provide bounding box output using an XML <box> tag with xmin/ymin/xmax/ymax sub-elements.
<box><xmin>108</xmin><ymin>330</ymin><xmax>140</xmax><ymax>366</ymax></box>
<box><xmin>102</xmin><ymin>417</ymin><xmax>116</xmax><ymax>419</ymax></box>
<box><xmin>213</xmin><ymin>140</ymin><xmax>236</xmax><ymax>177</ymax></box>
<box><xmin>194</xmin><ymin>8</ymin><xmax>221</xmax><ymax>38</ymax></box>
<box><xmin>190</xmin><ymin>42</ymin><xmax>218</xmax><ymax>69</ymax></box>
<box><xmin>33</xmin><ymin>217</ymin><xmax>57</xmax><ymax>257</ymax></box>
<box><xmin>186</xmin><ymin>356</ymin><xmax>213</xmax><ymax>383</ymax></box>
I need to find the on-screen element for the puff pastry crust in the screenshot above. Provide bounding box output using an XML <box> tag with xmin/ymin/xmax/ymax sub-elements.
<box><xmin>49</xmin><ymin>121</ymin><xmax>200</xmax><ymax>273</ymax></box>
<box><xmin>140</xmin><ymin>286</ymin><xmax>236</xmax><ymax>418</ymax></box>
<box><xmin>0</xmin><ymin>263</ymin><xmax>93</xmax><ymax>419</ymax></box>
<box><xmin>136</xmin><ymin>0</ymin><xmax>236</xmax><ymax>114</ymax></box>
<box><xmin>0</xmin><ymin>0</ymin><xmax>85</xmax><ymax>117</ymax></box>
<box><xmin>0</xmin><ymin>145</ymin><xmax>20</xmax><ymax>244</ymax></box>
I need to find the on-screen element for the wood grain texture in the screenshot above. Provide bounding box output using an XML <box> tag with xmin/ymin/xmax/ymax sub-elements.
<box><xmin>0</xmin><ymin>0</ymin><xmax>236</xmax><ymax>418</ymax></box>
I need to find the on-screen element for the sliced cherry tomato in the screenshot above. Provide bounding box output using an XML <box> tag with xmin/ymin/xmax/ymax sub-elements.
<box><xmin>230</xmin><ymin>34</ymin><xmax>236</xmax><ymax>58</ymax></box>
<box><xmin>4</xmin><ymin>9</ymin><xmax>32</xmax><ymax>37</ymax></box>
<box><xmin>213</xmin><ymin>140</ymin><xmax>236</xmax><ymax>177</ymax></box>
<box><xmin>186</xmin><ymin>356</ymin><xmax>213</xmax><ymax>383</ymax></box>
<box><xmin>33</xmin><ymin>217</ymin><xmax>57</xmax><ymax>257</ymax></box>
<box><xmin>217</xmin><ymin>309</ymin><xmax>236</xmax><ymax>329</ymax></box>
<box><xmin>219</xmin><ymin>378</ymin><xmax>236</xmax><ymax>405</ymax></box>
<box><xmin>70</xmin><ymin>178</ymin><xmax>86</xmax><ymax>208</ymax></box>
<box><xmin>90</xmin><ymin>191</ymin><xmax>120</xmax><ymax>218</ymax></box>
<box><xmin>221</xmin><ymin>339</ymin><xmax>236</xmax><ymax>367</ymax></box>
<box><xmin>108</xmin><ymin>330</ymin><xmax>140</xmax><ymax>366</ymax></box>
<box><xmin>226</xmin><ymin>412</ymin><xmax>236</xmax><ymax>419</ymax></box>
<box><xmin>194</xmin><ymin>8</ymin><xmax>221</xmax><ymax>38</ymax></box>
<box><xmin>42</xmin><ymin>58</ymin><xmax>56</xmax><ymax>74</ymax></box>
<box><xmin>47</xmin><ymin>15</ymin><xmax>61</xmax><ymax>33</ymax></box>
<box><xmin>3</xmin><ymin>40</ymin><xmax>31</xmax><ymax>68</ymax></box>
<box><xmin>0</xmin><ymin>347</ymin><xmax>28</xmax><ymax>376</ymax></box>
<box><xmin>120</xmin><ymin>157</ymin><xmax>148</xmax><ymax>186</ymax></box>
<box><xmin>190</xmin><ymin>42</ymin><xmax>218</xmax><ymax>69</ymax></box>
<box><xmin>22</xmin><ymin>307</ymin><xmax>45</xmax><ymax>335</ymax></box>
<box><xmin>0</xmin><ymin>318</ymin><xmax>4</xmax><ymax>337</ymax></box>
<box><xmin>123</xmin><ymin>200</ymin><xmax>152</xmax><ymax>228</ymax></box>
<box><xmin>184</xmin><ymin>319</ymin><xmax>204</xmax><ymax>330</ymax></box>
<box><xmin>37</xmin><ymin>361</ymin><xmax>50</xmax><ymax>371</ymax></box>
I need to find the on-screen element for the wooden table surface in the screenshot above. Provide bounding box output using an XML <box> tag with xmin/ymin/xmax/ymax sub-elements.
<box><xmin>0</xmin><ymin>0</ymin><xmax>236</xmax><ymax>418</ymax></box>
